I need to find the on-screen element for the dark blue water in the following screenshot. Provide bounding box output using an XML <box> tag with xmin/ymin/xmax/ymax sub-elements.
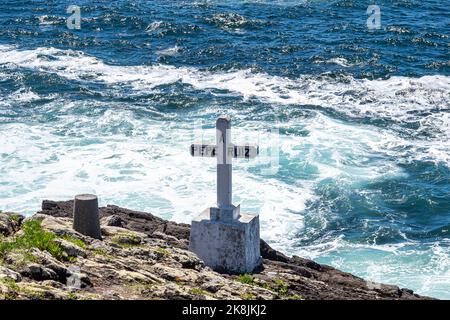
<box><xmin>0</xmin><ymin>0</ymin><xmax>449</xmax><ymax>298</ymax></box>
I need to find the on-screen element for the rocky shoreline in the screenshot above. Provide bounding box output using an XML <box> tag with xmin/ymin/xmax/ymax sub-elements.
<box><xmin>0</xmin><ymin>200</ymin><xmax>431</xmax><ymax>300</ymax></box>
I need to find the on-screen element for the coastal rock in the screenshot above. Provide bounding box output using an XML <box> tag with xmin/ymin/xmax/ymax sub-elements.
<box><xmin>101</xmin><ymin>215</ymin><xmax>123</xmax><ymax>227</ymax></box>
<box><xmin>171</xmin><ymin>249</ymin><xmax>204</xmax><ymax>271</ymax></box>
<box><xmin>54</xmin><ymin>238</ymin><xmax>87</xmax><ymax>258</ymax></box>
<box><xmin>0</xmin><ymin>266</ymin><xmax>22</xmax><ymax>282</ymax></box>
<box><xmin>20</xmin><ymin>264</ymin><xmax>59</xmax><ymax>282</ymax></box>
<box><xmin>115</xmin><ymin>270</ymin><xmax>151</xmax><ymax>283</ymax></box>
<box><xmin>101</xmin><ymin>226</ymin><xmax>146</xmax><ymax>246</ymax></box>
<box><xmin>26</xmin><ymin>214</ymin><xmax>88</xmax><ymax>243</ymax></box>
<box><xmin>0</xmin><ymin>200</ymin><xmax>433</xmax><ymax>300</ymax></box>
<box><xmin>29</xmin><ymin>249</ymin><xmax>68</xmax><ymax>283</ymax></box>
<box><xmin>0</xmin><ymin>212</ymin><xmax>24</xmax><ymax>236</ymax></box>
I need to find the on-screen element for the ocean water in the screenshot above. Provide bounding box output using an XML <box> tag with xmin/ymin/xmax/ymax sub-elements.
<box><xmin>0</xmin><ymin>0</ymin><xmax>449</xmax><ymax>298</ymax></box>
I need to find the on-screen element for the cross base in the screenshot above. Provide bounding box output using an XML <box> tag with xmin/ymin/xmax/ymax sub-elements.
<box><xmin>189</xmin><ymin>208</ymin><xmax>262</xmax><ymax>274</ymax></box>
<box><xmin>209</xmin><ymin>204</ymin><xmax>240</xmax><ymax>221</ymax></box>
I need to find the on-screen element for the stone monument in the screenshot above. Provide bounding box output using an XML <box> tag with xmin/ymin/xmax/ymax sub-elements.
<box><xmin>189</xmin><ymin>116</ymin><xmax>262</xmax><ymax>274</ymax></box>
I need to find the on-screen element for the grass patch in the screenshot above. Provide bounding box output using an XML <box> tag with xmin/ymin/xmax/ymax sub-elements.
<box><xmin>113</xmin><ymin>243</ymin><xmax>142</xmax><ymax>249</ymax></box>
<box><xmin>111</xmin><ymin>232</ymin><xmax>142</xmax><ymax>248</ymax></box>
<box><xmin>262</xmin><ymin>279</ymin><xmax>290</xmax><ymax>297</ymax></box>
<box><xmin>91</xmin><ymin>248</ymin><xmax>108</xmax><ymax>256</ymax></box>
<box><xmin>240</xmin><ymin>292</ymin><xmax>255</xmax><ymax>300</ymax></box>
<box><xmin>67</xmin><ymin>256</ymin><xmax>77</xmax><ymax>263</ymax></box>
<box><xmin>0</xmin><ymin>278</ymin><xmax>44</xmax><ymax>299</ymax></box>
<box><xmin>90</xmin><ymin>248</ymin><xmax>115</xmax><ymax>262</ymax></box>
<box><xmin>0</xmin><ymin>277</ymin><xmax>20</xmax><ymax>291</ymax></box>
<box><xmin>60</xmin><ymin>235</ymin><xmax>86</xmax><ymax>249</ymax></box>
<box><xmin>189</xmin><ymin>287</ymin><xmax>207</xmax><ymax>296</ymax></box>
<box><xmin>236</xmin><ymin>275</ymin><xmax>290</xmax><ymax>297</ymax></box>
<box><xmin>24</xmin><ymin>288</ymin><xmax>46</xmax><ymax>300</ymax></box>
<box><xmin>275</xmin><ymin>279</ymin><xmax>289</xmax><ymax>296</ymax></box>
<box><xmin>154</xmin><ymin>247</ymin><xmax>170</xmax><ymax>256</ymax></box>
<box><xmin>237</xmin><ymin>274</ymin><xmax>256</xmax><ymax>285</ymax></box>
<box><xmin>2</xmin><ymin>249</ymin><xmax>38</xmax><ymax>270</ymax></box>
<box><xmin>288</xmin><ymin>294</ymin><xmax>303</xmax><ymax>300</ymax></box>
<box><xmin>67</xmin><ymin>292</ymin><xmax>78</xmax><ymax>300</ymax></box>
<box><xmin>0</xmin><ymin>219</ymin><xmax>74</xmax><ymax>261</ymax></box>
<box><xmin>0</xmin><ymin>278</ymin><xmax>20</xmax><ymax>300</ymax></box>
<box><xmin>3</xmin><ymin>292</ymin><xmax>17</xmax><ymax>300</ymax></box>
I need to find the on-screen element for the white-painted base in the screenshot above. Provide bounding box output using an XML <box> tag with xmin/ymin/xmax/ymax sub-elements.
<box><xmin>189</xmin><ymin>208</ymin><xmax>262</xmax><ymax>274</ymax></box>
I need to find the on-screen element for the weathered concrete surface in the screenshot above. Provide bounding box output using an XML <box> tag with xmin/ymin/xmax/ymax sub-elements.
<box><xmin>72</xmin><ymin>194</ymin><xmax>102</xmax><ymax>240</ymax></box>
<box><xmin>30</xmin><ymin>200</ymin><xmax>434</xmax><ymax>300</ymax></box>
<box><xmin>189</xmin><ymin>208</ymin><xmax>261</xmax><ymax>274</ymax></box>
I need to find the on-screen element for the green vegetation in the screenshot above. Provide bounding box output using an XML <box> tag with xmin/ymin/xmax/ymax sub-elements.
<box><xmin>0</xmin><ymin>277</ymin><xmax>20</xmax><ymax>291</ymax></box>
<box><xmin>130</xmin><ymin>282</ymin><xmax>156</xmax><ymax>296</ymax></box>
<box><xmin>237</xmin><ymin>274</ymin><xmax>256</xmax><ymax>285</ymax></box>
<box><xmin>9</xmin><ymin>214</ymin><xmax>22</xmax><ymax>223</ymax></box>
<box><xmin>240</xmin><ymin>292</ymin><xmax>255</xmax><ymax>300</ymax></box>
<box><xmin>189</xmin><ymin>287</ymin><xmax>207</xmax><ymax>296</ymax></box>
<box><xmin>0</xmin><ymin>234</ymin><xmax>4</xmax><ymax>259</ymax></box>
<box><xmin>1</xmin><ymin>274</ymin><xmax>62</xmax><ymax>300</ymax></box>
<box><xmin>24</xmin><ymin>288</ymin><xmax>46</xmax><ymax>300</ymax></box>
<box><xmin>67</xmin><ymin>292</ymin><xmax>78</xmax><ymax>300</ymax></box>
<box><xmin>0</xmin><ymin>278</ymin><xmax>48</xmax><ymax>299</ymax></box>
<box><xmin>288</xmin><ymin>294</ymin><xmax>303</xmax><ymax>300</ymax></box>
<box><xmin>3</xmin><ymin>292</ymin><xmax>17</xmax><ymax>300</ymax></box>
<box><xmin>0</xmin><ymin>220</ymin><xmax>64</xmax><ymax>260</ymax></box>
<box><xmin>4</xmin><ymin>249</ymin><xmax>38</xmax><ymax>269</ymax></box>
<box><xmin>274</xmin><ymin>279</ymin><xmax>289</xmax><ymax>296</ymax></box>
<box><xmin>91</xmin><ymin>247</ymin><xmax>108</xmax><ymax>256</ymax></box>
<box><xmin>67</xmin><ymin>256</ymin><xmax>77</xmax><ymax>263</ymax></box>
<box><xmin>90</xmin><ymin>248</ymin><xmax>115</xmax><ymax>263</ymax></box>
<box><xmin>0</xmin><ymin>279</ymin><xmax>18</xmax><ymax>300</ymax></box>
<box><xmin>262</xmin><ymin>279</ymin><xmax>290</xmax><ymax>296</ymax></box>
<box><xmin>238</xmin><ymin>275</ymin><xmax>291</xmax><ymax>298</ymax></box>
<box><xmin>154</xmin><ymin>247</ymin><xmax>170</xmax><ymax>256</ymax></box>
<box><xmin>0</xmin><ymin>219</ymin><xmax>75</xmax><ymax>262</ymax></box>
<box><xmin>61</xmin><ymin>235</ymin><xmax>86</xmax><ymax>249</ymax></box>
<box><xmin>111</xmin><ymin>232</ymin><xmax>142</xmax><ymax>248</ymax></box>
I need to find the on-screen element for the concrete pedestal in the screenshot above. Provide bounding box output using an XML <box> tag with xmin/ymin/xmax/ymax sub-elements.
<box><xmin>189</xmin><ymin>208</ymin><xmax>262</xmax><ymax>274</ymax></box>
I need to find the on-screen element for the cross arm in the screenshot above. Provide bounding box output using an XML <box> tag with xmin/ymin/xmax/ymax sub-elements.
<box><xmin>190</xmin><ymin>144</ymin><xmax>259</xmax><ymax>159</ymax></box>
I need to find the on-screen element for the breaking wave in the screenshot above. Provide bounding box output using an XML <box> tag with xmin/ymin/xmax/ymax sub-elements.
<box><xmin>0</xmin><ymin>45</ymin><xmax>449</xmax><ymax>299</ymax></box>
<box><xmin>1</xmin><ymin>44</ymin><xmax>448</xmax><ymax>165</ymax></box>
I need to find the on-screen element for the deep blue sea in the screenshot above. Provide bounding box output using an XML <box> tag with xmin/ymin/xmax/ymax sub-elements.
<box><xmin>0</xmin><ymin>0</ymin><xmax>449</xmax><ymax>298</ymax></box>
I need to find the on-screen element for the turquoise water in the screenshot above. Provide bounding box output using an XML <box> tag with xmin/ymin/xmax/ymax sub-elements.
<box><xmin>0</xmin><ymin>1</ymin><xmax>449</xmax><ymax>298</ymax></box>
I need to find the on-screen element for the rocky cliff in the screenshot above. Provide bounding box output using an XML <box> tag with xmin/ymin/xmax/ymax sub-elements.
<box><xmin>0</xmin><ymin>200</ymin><xmax>430</xmax><ymax>300</ymax></box>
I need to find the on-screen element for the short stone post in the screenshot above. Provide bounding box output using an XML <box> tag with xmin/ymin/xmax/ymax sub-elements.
<box><xmin>73</xmin><ymin>194</ymin><xmax>102</xmax><ymax>240</ymax></box>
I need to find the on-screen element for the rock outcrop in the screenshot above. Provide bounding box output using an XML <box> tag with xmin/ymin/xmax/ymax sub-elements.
<box><xmin>0</xmin><ymin>201</ymin><xmax>431</xmax><ymax>300</ymax></box>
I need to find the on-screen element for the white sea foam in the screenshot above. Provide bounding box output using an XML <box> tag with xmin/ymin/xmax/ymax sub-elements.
<box><xmin>290</xmin><ymin>236</ymin><xmax>450</xmax><ymax>298</ymax></box>
<box><xmin>1</xmin><ymin>44</ymin><xmax>448</xmax><ymax>114</ymax></box>
<box><xmin>145</xmin><ymin>21</ymin><xmax>165</xmax><ymax>33</ymax></box>
<box><xmin>38</xmin><ymin>15</ymin><xmax>63</xmax><ymax>26</ymax></box>
<box><xmin>0</xmin><ymin>44</ymin><xmax>447</xmax><ymax>210</ymax></box>
<box><xmin>155</xmin><ymin>45</ymin><xmax>181</xmax><ymax>56</ymax></box>
<box><xmin>0</xmin><ymin>44</ymin><xmax>447</xmax><ymax>207</ymax></box>
<box><xmin>0</xmin><ymin>45</ymin><xmax>449</xmax><ymax>298</ymax></box>
<box><xmin>9</xmin><ymin>89</ymin><xmax>41</xmax><ymax>102</ymax></box>
<box><xmin>324</xmin><ymin>57</ymin><xmax>354</xmax><ymax>67</ymax></box>
<box><xmin>0</xmin><ymin>100</ymin><xmax>413</xmax><ymax>260</ymax></box>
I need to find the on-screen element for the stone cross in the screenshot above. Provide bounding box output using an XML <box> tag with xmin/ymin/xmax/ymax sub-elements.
<box><xmin>188</xmin><ymin>116</ymin><xmax>262</xmax><ymax>274</ymax></box>
<box><xmin>190</xmin><ymin>116</ymin><xmax>259</xmax><ymax>220</ymax></box>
